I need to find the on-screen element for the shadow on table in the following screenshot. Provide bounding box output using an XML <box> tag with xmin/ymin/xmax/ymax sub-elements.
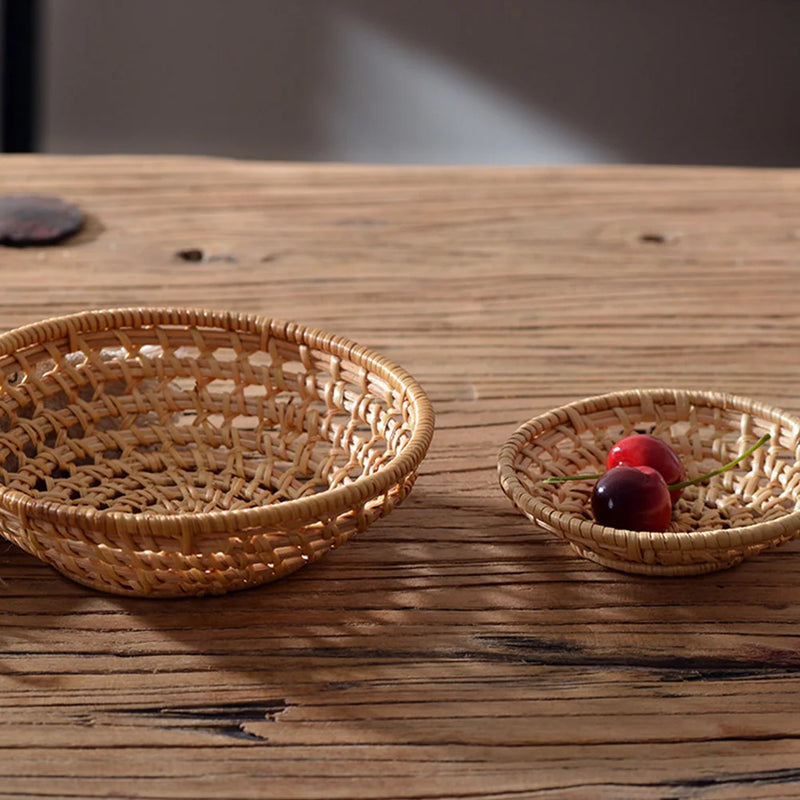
<box><xmin>1</xmin><ymin>485</ymin><xmax>799</xmax><ymax>767</ymax></box>
<box><xmin>2</xmin><ymin>483</ymin><xmax>799</xmax><ymax>695</ymax></box>
<box><xmin>104</xmin><ymin>485</ymin><xmax>800</xmax><ymax>683</ymax></box>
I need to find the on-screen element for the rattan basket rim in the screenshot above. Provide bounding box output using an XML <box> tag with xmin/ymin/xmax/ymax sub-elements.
<box><xmin>0</xmin><ymin>307</ymin><xmax>436</xmax><ymax>538</ymax></box>
<box><xmin>497</xmin><ymin>387</ymin><xmax>800</xmax><ymax>548</ymax></box>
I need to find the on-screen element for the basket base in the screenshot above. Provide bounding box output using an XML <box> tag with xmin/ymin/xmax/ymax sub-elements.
<box><xmin>52</xmin><ymin>559</ymin><xmax>311</xmax><ymax>598</ymax></box>
<box><xmin>568</xmin><ymin>542</ymin><xmax>745</xmax><ymax>577</ymax></box>
<box><xmin>7</xmin><ymin>536</ymin><xmax>318</xmax><ymax>598</ymax></box>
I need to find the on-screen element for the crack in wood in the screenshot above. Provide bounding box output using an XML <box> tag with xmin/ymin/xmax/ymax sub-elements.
<box><xmin>476</xmin><ymin>635</ymin><xmax>800</xmax><ymax>680</ymax></box>
<box><xmin>659</xmin><ymin>766</ymin><xmax>800</xmax><ymax>788</ymax></box>
<box><xmin>115</xmin><ymin>699</ymin><xmax>289</xmax><ymax>742</ymax></box>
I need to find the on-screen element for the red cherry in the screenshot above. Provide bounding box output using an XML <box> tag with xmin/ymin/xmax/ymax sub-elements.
<box><xmin>606</xmin><ymin>434</ymin><xmax>685</xmax><ymax>504</ymax></box>
<box><xmin>590</xmin><ymin>465</ymin><xmax>672</xmax><ymax>532</ymax></box>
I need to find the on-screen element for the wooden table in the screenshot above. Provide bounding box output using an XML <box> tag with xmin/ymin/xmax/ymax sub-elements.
<box><xmin>2</xmin><ymin>156</ymin><xmax>800</xmax><ymax>799</ymax></box>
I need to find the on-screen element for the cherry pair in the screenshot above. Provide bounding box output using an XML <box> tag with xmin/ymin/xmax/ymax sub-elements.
<box><xmin>592</xmin><ymin>434</ymin><xmax>683</xmax><ymax>532</ymax></box>
<box><xmin>544</xmin><ymin>432</ymin><xmax>770</xmax><ymax>533</ymax></box>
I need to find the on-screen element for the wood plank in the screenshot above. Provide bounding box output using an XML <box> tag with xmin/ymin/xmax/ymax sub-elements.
<box><xmin>1</xmin><ymin>156</ymin><xmax>800</xmax><ymax>798</ymax></box>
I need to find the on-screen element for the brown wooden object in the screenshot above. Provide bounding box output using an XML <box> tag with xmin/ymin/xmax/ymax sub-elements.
<box><xmin>1</xmin><ymin>156</ymin><xmax>800</xmax><ymax>799</ymax></box>
<box><xmin>0</xmin><ymin>308</ymin><xmax>433</xmax><ymax>596</ymax></box>
<box><xmin>499</xmin><ymin>388</ymin><xmax>800</xmax><ymax>575</ymax></box>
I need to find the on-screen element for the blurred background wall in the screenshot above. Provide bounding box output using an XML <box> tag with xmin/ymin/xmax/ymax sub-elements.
<box><xmin>21</xmin><ymin>0</ymin><xmax>800</xmax><ymax>164</ymax></box>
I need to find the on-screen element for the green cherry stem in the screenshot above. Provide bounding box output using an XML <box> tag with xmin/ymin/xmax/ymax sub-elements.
<box><xmin>666</xmin><ymin>433</ymin><xmax>771</xmax><ymax>491</ymax></box>
<box><xmin>542</xmin><ymin>433</ymin><xmax>771</xmax><ymax>489</ymax></box>
<box><xmin>542</xmin><ymin>472</ymin><xmax>603</xmax><ymax>484</ymax></box>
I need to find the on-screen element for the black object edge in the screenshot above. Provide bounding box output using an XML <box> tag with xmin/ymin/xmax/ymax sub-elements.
<box><xmin>2</xmin><ymin>0</ymin><xmax>39</xmax><ymax>152</ymax></box>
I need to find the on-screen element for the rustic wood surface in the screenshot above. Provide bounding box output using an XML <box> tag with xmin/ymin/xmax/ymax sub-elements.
<box><xmin>2</xmin><ymin>155</ymin><xmax>800</xmax><ymax>799</ymax></box>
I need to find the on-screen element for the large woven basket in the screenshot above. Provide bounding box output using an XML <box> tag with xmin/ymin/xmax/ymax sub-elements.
<box><xmin>498</xmin><ymin>389</ymin><xmax>800</xmax><ymax>576</ymax></box>
<box><xmin>0</xmin><ymin>308</ymin><xmax>434</xmax><ymax>596</ymax></box>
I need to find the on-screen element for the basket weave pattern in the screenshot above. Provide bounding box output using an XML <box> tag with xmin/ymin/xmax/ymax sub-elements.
<box><xmin>498</xmin><ymin>389</ymin><xmax>800</xmax><ymax>575</ymax></box>
<box><xmin>0</xmin><ymin>309</ymin><xmax>434</xmax><ymax>596</ymax></box>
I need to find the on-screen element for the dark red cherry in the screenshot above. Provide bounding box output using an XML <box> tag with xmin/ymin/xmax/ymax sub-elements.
<box><xmin>591</xmin><ymin>465</ymin><xmax>672</xmax><ymax>532</ymax></box>
<box><xmin>606</xmin><ymin>434</ymin><xmax>685</xmax><ymax>504</ymax></box>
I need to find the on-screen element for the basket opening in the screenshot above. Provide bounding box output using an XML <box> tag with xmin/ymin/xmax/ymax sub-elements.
<box><xmin>512</xmin><ymin>405</ymin><xmax>800</xmax><ymax>537</ymax></box>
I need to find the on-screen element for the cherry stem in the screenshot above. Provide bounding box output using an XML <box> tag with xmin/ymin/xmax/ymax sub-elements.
<box><xmin>542</xmin><ymin>472</ymin><xmax>603</xmax><ymax>484</ymax></box>
<box><xmin>666</xmin><ymin>433</ymin><xmax>771</xmax><ymax>491</ymax></box>
<box><xmin>542</xmin><ymin>433</ymin><xmax>771</xmax><ymax>488</ymax></box>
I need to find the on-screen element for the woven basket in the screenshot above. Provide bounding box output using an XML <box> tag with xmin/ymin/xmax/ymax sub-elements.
<box><xmin>498</xmin><ymin>389</ymin><xmax>800</xmax><ymax>576</ymax></box>
<box><xmin>0</xmin><ymin>308</ymin><xmax>434</xmax><ymax>597</ymax></box>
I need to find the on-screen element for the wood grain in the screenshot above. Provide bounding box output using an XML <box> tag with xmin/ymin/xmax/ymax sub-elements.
<box><xmin>2</xmin><ymin>155</ymin><xmax>800</xmax><ymax>798</ymax></box>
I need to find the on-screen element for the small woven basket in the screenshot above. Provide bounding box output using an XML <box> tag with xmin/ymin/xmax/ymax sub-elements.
<box><xmin>498</xmin><ymin>389</ymin><xmax>800</xmax><ymax>576</ymax></box>
<box><xmin>0</xmin><ymin>308</ymin><xmax>434</xmax><ymax>596</ymax></box>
